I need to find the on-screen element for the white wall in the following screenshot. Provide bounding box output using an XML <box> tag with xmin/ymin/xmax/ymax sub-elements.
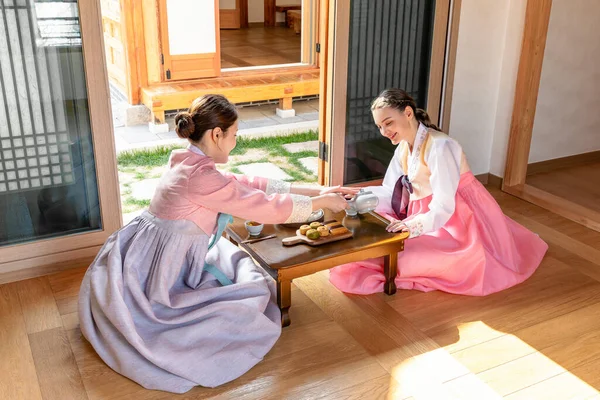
<box><xmin>448</xmin><ymin>0</ymin><xmax>526</xmax><ymax>176</ymax></box>
<box><xmin>529</xmin><ymin>0</ymin><xmax>600</xmax><ymax>163</ymax></box>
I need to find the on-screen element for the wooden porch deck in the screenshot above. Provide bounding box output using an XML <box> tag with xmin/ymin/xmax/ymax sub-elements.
<box><xmin>141</xmin><ymin>68</ymin><xmax>320</xmax><ymax>123</ymax></box>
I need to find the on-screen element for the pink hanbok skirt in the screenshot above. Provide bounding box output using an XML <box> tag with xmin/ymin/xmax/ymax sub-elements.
<box><xmin>329</xmin><ymin>172</ymin><xmax>548</xmax><ymax>296</ymax></box>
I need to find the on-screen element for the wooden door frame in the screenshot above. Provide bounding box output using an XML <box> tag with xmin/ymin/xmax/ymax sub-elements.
<box><xmin>502</xmin><ymin>0</ymin><xmax>600</xmax><ymax>232</ymax></box>
<box><xmin>320</xmin><ymin>0</ymin><xmax>458</xmax><ymax>186</ymax></box>
<box><xmin>317</xmin><ymin>0</ymin><xmax>331</xmax><ymax>184</ymax></box>
<box><xmin>158</xmin><ymin>0</ymin><xmax>222</xmax><ymax>81</ymax></box>
<box><xmin>0</xmin><ymin>0</ymin><xmax>122</xmax><ymax>283</ymax></box>
<box><xmin>220</xmin><ymin>0</ymin><xmax>247</xmax><ymax>29</ymax></box>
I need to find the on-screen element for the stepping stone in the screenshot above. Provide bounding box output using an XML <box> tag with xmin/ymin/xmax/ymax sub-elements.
<box><xmin>237</xmin><ymin>162</ymin><xmax>293</xmax><ymax>181</ymax></box>
<box><xmin>298</xmin><ymin>157</ymin><xmax>318</xmax><ymax>176</ymax></box>
<box><xmin>130</xmin><ymin>178</ymin><xmax>160</xmax><ymax>200</ymax></box>
<box><xmin>298</xmin><ymin>111</ymin><xmax>320</xmax><ymax>121</ymax></box>
<box><xmin>283</xmin><ymin>140</ymin><xmax>318</xmax><ymax>154</ymax></box>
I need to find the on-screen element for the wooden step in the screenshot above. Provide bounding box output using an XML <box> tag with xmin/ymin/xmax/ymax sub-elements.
<box><xmin>141</xmin><ymin>68</ymin><xmax>320</xmax><ymax>123</ymax></box>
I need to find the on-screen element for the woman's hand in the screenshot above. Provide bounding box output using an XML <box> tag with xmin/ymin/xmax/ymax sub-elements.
<box><xmin>386</xmin><ymin>218</ymin><xmax>409</xmax><ymax>233</ymax></box>
<box><xmin>312</xmin><ymin>193</ymin><xmax>349</xmax><ymax>213</ymax></box>
<box><xmin>319</xmin><ymin>185</ymin><xmax>360</xmax><ymax>199</ymax></box>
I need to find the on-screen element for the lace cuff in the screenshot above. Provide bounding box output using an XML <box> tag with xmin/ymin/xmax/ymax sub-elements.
<box><xmin>405</xmin><ymin>218</ymin><xmax>425</xmax><ymax>238</ymax></box>
<box><xmin>284</xmin><ymin>194</ymin><xmax>313</xmax><ymax>223</ymax></box>
<box><xmin>265</xmin><ymin>179</ymin><xmax>291</xmax><ymax>195</ymax></box>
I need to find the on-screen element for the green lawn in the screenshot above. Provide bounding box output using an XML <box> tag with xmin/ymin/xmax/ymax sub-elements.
<box><xmin>118</xmin><ymin>131</ymin><xmax>319</xmax><ymax>216</ymax></box>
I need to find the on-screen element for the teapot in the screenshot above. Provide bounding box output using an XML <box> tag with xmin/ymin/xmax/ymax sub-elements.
<box><xmin>345</xmin><ymin>189</ymin><xmax>379</xmax><ymax>216</ymax></box>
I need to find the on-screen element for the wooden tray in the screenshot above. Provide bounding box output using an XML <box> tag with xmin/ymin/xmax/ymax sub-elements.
<box><xmin>282</xmin><ymin>229</ymin><xmax>353</xmax><ymax>246</ymax></box>
<box><xmin>279</xmin><ymin>209</ymin><xmax>324</xmax><ymax>229</ymax></box>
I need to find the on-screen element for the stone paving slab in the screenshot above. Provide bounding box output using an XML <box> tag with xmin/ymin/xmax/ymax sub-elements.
<box><xmin>130</xmin><ymin>178</ymin><xmax>160</xmax><ymax>200</ymax></box>
<box><xmin>299</xmin><ymin>111</ymin><xmax>320</xmax><ymax>122</ymax></box>
<box><xmin>237</xmin><ymin>163</ymin><xmax>293</xmax><ymax>181</ymax></box>
<box><xmin>298</xmin><ymin>157</ymin><xmax>319</xmax><ymax>176</ymax></box>
<box><xmin>283</xmin><ymin>140</ymin><xmax>319</xmax><ymax>153</ymax></box>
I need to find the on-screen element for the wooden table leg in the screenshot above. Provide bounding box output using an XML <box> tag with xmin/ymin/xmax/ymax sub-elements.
<box><xmin>383</xmin><ymin>251</ymin><xmax>398</xmax><ymax>295</ymax></box>
<box><xmin>223</xmin><ymin>232</ymin><xmax>238</xmax><ymax>246</ymax></box>
<box><xmin>277</xmin><ymin>278</ymin><xmax>292</xmax><ymax>327</ymax></box>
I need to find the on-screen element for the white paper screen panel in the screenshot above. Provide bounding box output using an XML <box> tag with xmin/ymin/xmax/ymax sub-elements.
<box><xmin>0</xmin><ymin>2</ymin><xmax>73</xmax><ymax>194</ymax></box>
<box><xmin>167</xmin><ymin>0</ymin><xmax>216</xmax><ymax>55</ymax></box>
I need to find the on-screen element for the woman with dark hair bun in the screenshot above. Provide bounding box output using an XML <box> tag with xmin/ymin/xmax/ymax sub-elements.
<box><xmin>78</xmin><ymin>94</ymin><xmax>357</xmax><ymax>393</ymax></box>
<box><xmin>330</xmin><ymin>88</ymin><xmax>548</xmax><ymax>296</ymax></box>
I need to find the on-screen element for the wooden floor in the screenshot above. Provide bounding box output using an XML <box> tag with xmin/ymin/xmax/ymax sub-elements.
<box><xmin>3</xmin><ymin>187</ymin><xmax>600</xmax><ymax>399</ymax></box>
<box><xmin>527</xmin><ymin>162</ymin><xmax>600</xmax><ymax>213</ymax></box>
<box><xmin>220</xmin><ymin>25</ymin><xmax>301</xmax><ymax>68</ymax></box>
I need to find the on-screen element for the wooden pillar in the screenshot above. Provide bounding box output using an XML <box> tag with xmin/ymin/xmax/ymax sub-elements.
<box><xmin>240</xmin><ymin>0</ymin><xmax>249</xmax><ymax>28</ymax></box>
<box><xmin>119</xmin><ymin>0</ymin><xmax>140</xmax><ymax>105</ymax></box>
<box><xmin>279</xmin><ymin>97</ymin><xmax>293</xmax><ymax>110</ymax></box>
<box><xmin>317</xmin><ymin>0</ymin><xmax>329</xmax><ymax>185</ymax></box>
<box><xmin>503</xmin><ymin>0</ymin><xmax>553</xmax><ymax>188</ymax></box>
<box><xmin>264</xmin><ymin>0</ymin><xmax>276</xmax><ymax>27</ymax></box>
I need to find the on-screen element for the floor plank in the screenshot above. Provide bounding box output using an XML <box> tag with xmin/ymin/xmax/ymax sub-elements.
<box><xmin>477</xmin><ymin>352</ymin><xmax>566</xmax><ymax>396</ymax></box>
<box><xmin>527</xmin><ymin>162</ymin><xmax>600</xmax><ymax>213</ymax></box>
<box><xmin>442</xmin><ymin>373</ymin><xmax>503</xmax><ymax>399</ymax></box>
<box><xmin>505</xmin><ymin>371</ymin><xmax>599</xmax><ymax>400</ymax></box>
<box><xmin>48</xmin><ymin>267</ymin><xmax>87</xmax><ymax>300</ymax></box>
<box><xmin>450</xmin><ymin>334</ymin><xmax>537</xmax><ymax>374</ymax></box>
<box><xmin>0</xmin><ymin>283</ymin><xmax>43</xmax><ymax>400</ymax></box>
<box><xmin>29</xmin><ymin>327</ymin><xmax>88</xmax><ymax>400</ymax></box>
<box><xmin>15</xmin><ymin>276</ymin><xmax>63</xmax><ymax>334</ymax></box>
<box><xmin>56</xmin><ymin>295</ymin><xmax>79</xmax><ymax>316</ymax></box>
<box><xmin>294</xmin><ymin>272</ymin><xmax>470</xmax><ymax>399</ymax></box>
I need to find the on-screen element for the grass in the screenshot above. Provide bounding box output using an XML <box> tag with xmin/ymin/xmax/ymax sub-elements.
<box><xmin>117</xmin><ymin>130</ymin><xmax>319</xmax><ymax>216</ymax></box>
<box><xmin>230</xmin><ymin>130</ymin><xmax>318</xmax><ymax>156</ymax></box>
<box><xmin>117</xmin><ymin>145</ymin><xmax>182</xmax><ymax>167</ymax></box>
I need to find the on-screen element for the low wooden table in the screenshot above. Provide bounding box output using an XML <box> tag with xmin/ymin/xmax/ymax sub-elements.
<box><xmin>225</xmin><ymin>210</ymin><xmax>409</xmax><ymax>327</ymax></box>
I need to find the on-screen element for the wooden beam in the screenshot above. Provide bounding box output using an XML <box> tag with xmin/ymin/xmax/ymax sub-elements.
<box><xmin>142</xmin><ymin>0</ymin><xmax>162</xmax><ymax>85</ymax></box>
<box><xmin>503</xmin><ymin>0</ymin><xmax>553</xmax><ymax>188</ymax></box>
<box><xmin>132</xmin><ymin>0</ymin><xmax>147</xmax><ymax>98</ymax></box>
<box><xmin>140</xmin><ymin>69</ymin><xmax>320</xmax><ymax>117</ymax></box>
<box><xmin>326</xmin><ymin>0</ymin><xmax>351</xmax><ymax>187</ymax></box>
<box><xmin>279</xmin><ymin>97</ymin><xmax>293</xmax><ymax>110</ymax></box>
<box><xmin>526</xmin><ymin>150</ymin><xmax>600</xmax><ymax>176</ymax></box>
<box><xmin>503</xmin><ymin>184</ymin><xmax>600</xmax><ymax>233</ymax></box>
<box><xmin>119</xmin><ymin>0</ymin><xmax>140</xmax><ymax>104</ymax></box>
<box><xmin>317</xmin><ymin>0</ymin><xmax>329</xmax><ymax>185</ymax></box>
<box><xmin>240</xmin><ymin>0</ymin><xmax>249</xmax><ymax>29</ymax></box>
<box><xmin>441</xmin><ymin>0</ymin><xmax>462</xmax><ymax>133</ymax></box>
<box><xmin>426</xmin><ymin>0</ymin><xmax>451</xmax><ymax>126</ymax></box>
<box><xmin>264</xmin><ymin>0</ymin><xmax>276</xmax><ymax>27</ymax></box>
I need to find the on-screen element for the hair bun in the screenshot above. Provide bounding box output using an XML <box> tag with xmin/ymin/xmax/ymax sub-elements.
<box><xmin>175</xmin><ymin>112</ymin><xmax>195</xmax><ymax>139</ymax></box>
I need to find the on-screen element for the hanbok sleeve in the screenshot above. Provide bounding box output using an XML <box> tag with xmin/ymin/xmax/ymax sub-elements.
<box><xmin>188</xmin><ymin>167</ymin><xmax>311</xmax><ymax>224</ymax></box>
<box><xmin>403</xmin><ymin>138</ymin><xmax>462</xmax><ymax>238</ymax></box>
<box><xmin>221</xmin><ymin>172</ymin><xmax>292</xmax><ymax>195</ymax></box>
<box><xmin>364</xmin><ymin>146</ymin><xmax>405</xmax><ymax>216</ymax></box>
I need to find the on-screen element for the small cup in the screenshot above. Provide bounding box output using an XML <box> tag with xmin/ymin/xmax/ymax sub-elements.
<box><xmin>245</xmin><ymin>221</ymin><xmax>264</xmax><ymax>236</ymax></box>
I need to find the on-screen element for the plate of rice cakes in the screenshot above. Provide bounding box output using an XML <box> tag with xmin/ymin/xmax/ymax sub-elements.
<box><xmin>282</xmin><ymin>220</ymin><xmax>353</xmax><ymax>246</ymax></box>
